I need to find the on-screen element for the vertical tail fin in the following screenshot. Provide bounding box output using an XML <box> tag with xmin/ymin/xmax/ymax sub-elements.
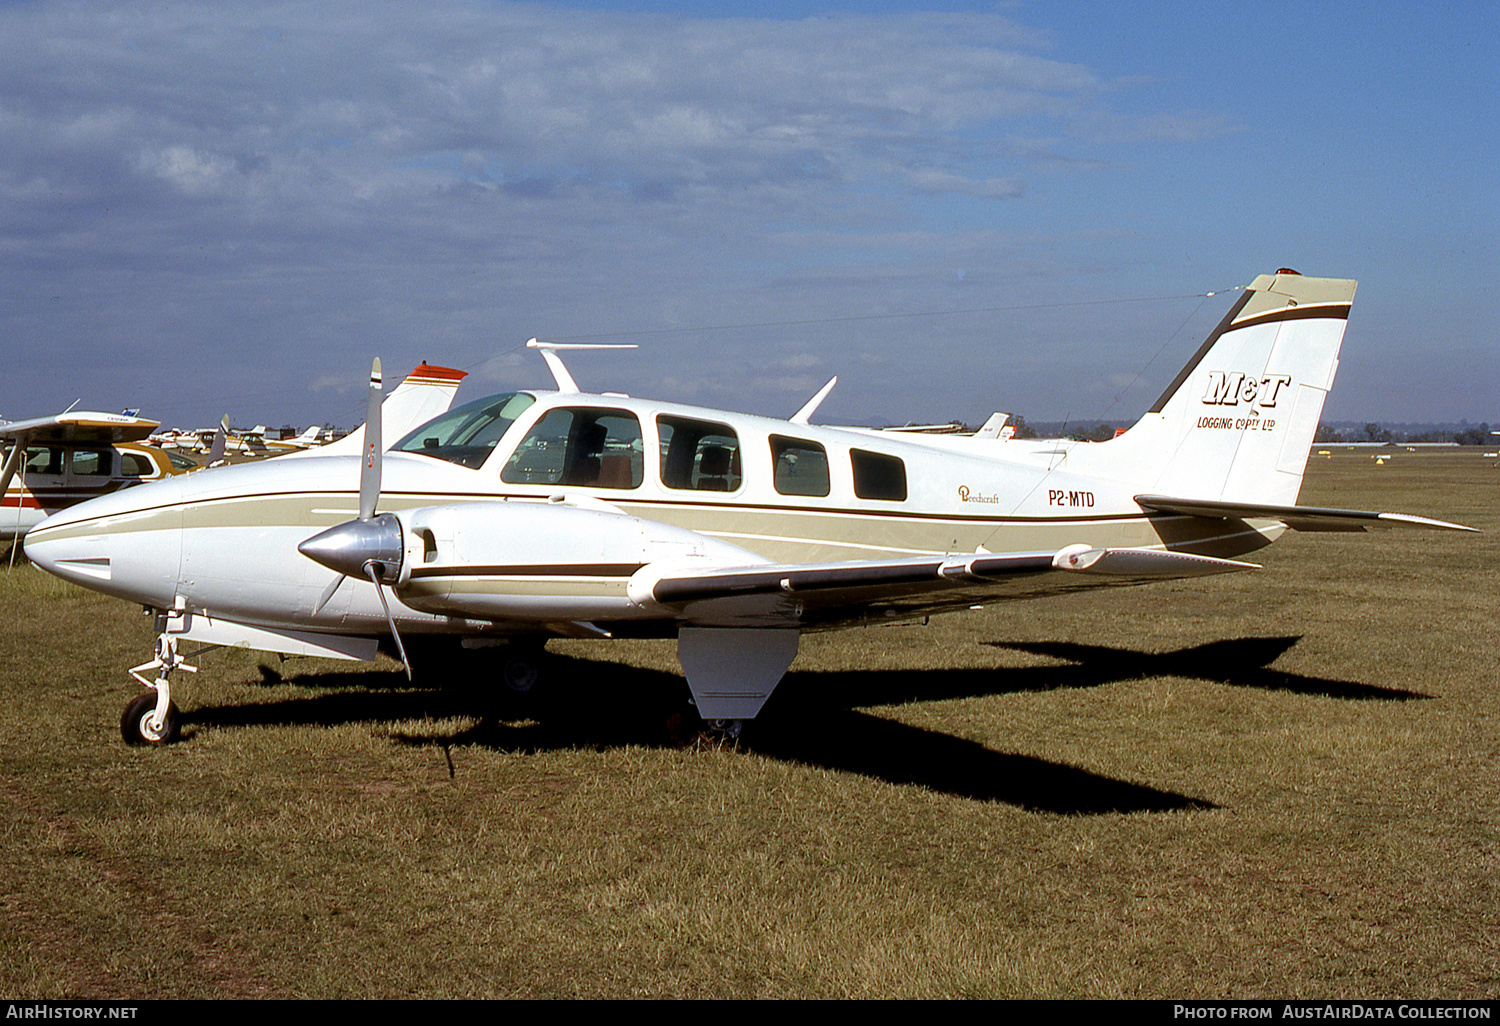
<box><xmin>288</xmin><ymin>362</ymin><xmax>468</xmax><ymax>460</ymax></box>
<box><xmin>1106</xmin><ymin>271</ymin><xmax>1356</xmax><ymax>506</ymax></box>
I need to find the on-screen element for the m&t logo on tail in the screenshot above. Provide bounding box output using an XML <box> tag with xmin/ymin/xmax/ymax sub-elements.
<box><xmin>1202</xmin><ymin>372</ymin><xmax>1292</xmax><ymax>408</ymax></box>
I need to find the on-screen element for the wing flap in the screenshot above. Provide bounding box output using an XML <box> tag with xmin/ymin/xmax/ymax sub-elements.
<box><xmin>651</xmin><ymin>552</ymin><xmax>1051</xmax><ymax>605</ymax></box>
<box><xmin>1135</xmin><ymin>494</ymin><xmax>1476</xmax><ymax>533</ymax></box>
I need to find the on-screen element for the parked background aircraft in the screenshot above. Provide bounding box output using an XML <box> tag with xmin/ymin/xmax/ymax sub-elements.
<box><xmin>1</xmin><ymin>411</ymin><xmax>200</xmax><ymax>544</ymax></box>
<box><xmin>23</xmin><ymin>275</ymin><xmax>1472</xmax><ymax>745</ymax></box>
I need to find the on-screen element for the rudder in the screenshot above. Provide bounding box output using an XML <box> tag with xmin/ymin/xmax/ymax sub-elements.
<box><xmin>1106</xmin><ymin>271</ymin><xmax>1356</xmax><ymax>506</ymax></box>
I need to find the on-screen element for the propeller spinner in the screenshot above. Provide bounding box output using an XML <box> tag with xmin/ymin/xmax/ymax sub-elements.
<box><xmin>297</xmin><ymin>357</ymin><xmax>413</xmax><ymax>678</ymax></box>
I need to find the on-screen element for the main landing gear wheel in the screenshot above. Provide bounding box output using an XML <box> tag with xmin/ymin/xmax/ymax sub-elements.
<box><xmin>706</xmin><ymin>718</ymin><xmax>744</xmax><ymax>742</ymax></box>
<box><xmin>121</xmin><ymin>693</ymin><xmax>180</xmax><ymax>746</ymax></box>
<box><xmin>502</xmin><ymin>656</ymin><xmax>538</xmax><ymax>694</ymax></box>
<box><xmin>501</xmin><ymin>644</ymin><xmax>545</xmax><ymax>695</ymax></box>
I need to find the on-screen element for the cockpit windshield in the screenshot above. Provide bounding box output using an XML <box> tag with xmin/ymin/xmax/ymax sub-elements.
<box><xmin>392</xmin><ymin>392</ymin><xmax>536</xmax><ymax>469</ymax></box>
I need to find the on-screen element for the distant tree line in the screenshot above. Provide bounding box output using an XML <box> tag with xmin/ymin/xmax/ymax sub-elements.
<box><xmin>1314</xmin><ymin>421</ymin><xmax>1493</xmax><ymax>445</ymax></box>
<box><xmin>934</xmin><ymin>417</ymin><xmax>1492</xmax><ymax>445</ymax></box>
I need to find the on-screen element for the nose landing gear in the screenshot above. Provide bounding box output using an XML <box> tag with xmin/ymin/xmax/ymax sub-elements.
<box><xmin>121</xmin><ymin>632</ymin><xmax>196</xmax><ymax>746</ymax></box>
<box><xmin>121</xmin><ymin>692</ymin><xmax>179</xmax><ymax>746</ymax></box>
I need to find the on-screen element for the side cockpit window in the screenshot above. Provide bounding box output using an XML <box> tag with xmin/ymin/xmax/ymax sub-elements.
<box><xmin>770</xmin><ymin>436</ymin><xmax>829</xmax><ymax>497</ymax></box>
<box><xmin>502</xmin><ymin>408</ymin><xmax>643</xmax><ymax>489</ymax></box>
<box><xmin>851</xmin><ymin>448</ymin><xmax>907</xmax><ymax>501</ymax></box>
<box><xmin>24</xmin><ymin>446</ymin><xmax>64</xmax><ymax>477</ymax></box>
<box><xmin>394</xmin><ymin>392</ymin><xmax>536</xmax><ymax>469</ymax></box>
<box><xmin>658</xmin><ymin>416</ymin><xmax>741</xmax><ymax>492</ymax></box>
<box><xmin>70</xmin><ymin>449</ymin><xmax>113</xmax><ymax>477</ymax></box>
<box><xmin>120</xmin><ymin>452</ymin><xmax>157</xmax><ymax>477</ymax></box>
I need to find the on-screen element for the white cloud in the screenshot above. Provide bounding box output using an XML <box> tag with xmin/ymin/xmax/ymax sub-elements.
<box><xmin>0</xmin><ymin>1</ymin><xmax>1287</xmax><ymax>424</ymax></box>
<box><xmin>138</xmin><ymin>144</ymin><xmax>237</xmax><ymax>196</ymax></box>
<box><xmin>906</xmin><ymin>169</ymin><xmax>1026</xmax><ymax>199</ymax></box>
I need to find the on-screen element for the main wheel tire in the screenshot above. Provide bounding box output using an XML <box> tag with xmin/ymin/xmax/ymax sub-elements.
<box><xmin>121</xmin><ymin>693</ymin><xmax>180</xmax><ymax>746</ymax></box>
<box><xmin>501</xmin><ymin>654</ymin><xmax>540</xmax><ymax>694</ymax></box>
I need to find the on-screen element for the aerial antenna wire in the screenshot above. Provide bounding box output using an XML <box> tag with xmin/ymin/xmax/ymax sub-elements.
<box><xmin>538</xmin><ymin>291</ymin><xmax>1227</xmax><ymax>342</ymax></box>
<box><xmin>148</xmin><ymin>286</ymin><xmax>1242</xmax><ymax>427</ymax></box>
<box><xmin>1087</xmin><ymin>288</ymin><xmax>1233</xmax><ymax>425</ymax></box>
<box><xmin>458</xmin><ymin>287</ymin><xmax>1242</xmax><ymax>384</ymax></box>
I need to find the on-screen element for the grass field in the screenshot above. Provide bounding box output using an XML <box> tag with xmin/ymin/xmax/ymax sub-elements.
<box><xmin>1</xmin><ymin>451</ymin><xmax>1495</xmax><ymax>999</ymax></box>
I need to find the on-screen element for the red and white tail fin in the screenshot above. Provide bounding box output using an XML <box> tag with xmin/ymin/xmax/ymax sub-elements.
<box><xmin>294</xmin><ymin>362</ymin><xmax>468</xmax><ymax>459</ymax></box>
<box><xmin>1101</xmin><ymin>271</ymin><xmax>1356</xmax><ymax>506</ymax></box>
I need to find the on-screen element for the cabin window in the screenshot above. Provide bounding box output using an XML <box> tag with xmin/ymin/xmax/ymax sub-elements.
<box><xmin>851</xmin><ymin>449</ymin><xmax>907</xmax><ymax>501</ymax></box>
<box><xmin>70</xmin><ymin>449</ymin><xmax>112</xmax><ymax>477</ymax></box>
<box><xmin>120</xmin><ymin>452</ymin><xmax>157</xmax><ymax>477</ymax></box>
<box><xmin>770</xmin><ymin>436</ymin><xmax>830</xmax><ymax>497</ymax></box>
<box><xmin>394</xmin><ymin>392</ymin><xmax>536</xmax><ymax>469</ymax></box>
<box><xmin>502</xmin><ymin>408</ymin><xmax>643</xmax><ymax>488</ymax></box>
<box><xmin>24</xmin><ymin>446</ymin><xmax>64</xmax><ymax>477</ymax></box>
<box><xmin>658</xmin><ymin>417</ymin><xmax>741</xmax><ymax>492</ymax></box>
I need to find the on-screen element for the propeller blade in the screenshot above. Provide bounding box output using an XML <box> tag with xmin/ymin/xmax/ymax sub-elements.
<box><xmin>364</xmin><ymin>560</ymin><xmax>411</xmax><ymax>681</ymax></box>
<box><xmin>359</xmin><ymin>358</ymin><xmax>382</xmax><ymax>522</ymax></box>
<box><xmin>312</xmin><ymin>572</ymin><xmax>346</xmax><ymax>616</ymax></box>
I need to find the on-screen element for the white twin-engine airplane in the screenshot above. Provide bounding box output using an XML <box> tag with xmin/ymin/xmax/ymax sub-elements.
<box><xmin>24</xmin><ymin>272</ymin><xmax>1473</xmax><ymax>745</ymax></box>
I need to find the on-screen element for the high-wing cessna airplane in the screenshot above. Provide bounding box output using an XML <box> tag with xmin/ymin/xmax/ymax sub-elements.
<box><xmin>2</xmin><ymin>410</ymin><xmax>199</xmax><ymax>543</ymax></box>
<box><xmin>24</xmin><ymin>272</ymin><xmax>1472</xmax><ymax>745</ymax></box>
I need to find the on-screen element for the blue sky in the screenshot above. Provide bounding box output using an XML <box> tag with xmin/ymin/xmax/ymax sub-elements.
<box><xmin>2</xmin><ymin>0</ymin><xmax>1495</xmax><ymax>430</ymax></box>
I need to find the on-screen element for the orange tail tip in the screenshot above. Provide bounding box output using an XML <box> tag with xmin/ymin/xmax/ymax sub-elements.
<box><xmin>403</xmin><ymin>363</ymin><xmax>468</xmax><ymax>386</ymax></box>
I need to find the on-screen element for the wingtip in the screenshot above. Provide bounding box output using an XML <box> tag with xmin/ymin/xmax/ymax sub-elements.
<box><xmin>1376</xmin><ymin>512</ymin><xmax>1480</xmax><ymax>533</ymax></box>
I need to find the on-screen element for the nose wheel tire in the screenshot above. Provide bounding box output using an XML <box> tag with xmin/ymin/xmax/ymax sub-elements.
<box><xmin>121</xmin><ymin>693</ymin><xmax>180</xmax><ymax>746</ymax></box>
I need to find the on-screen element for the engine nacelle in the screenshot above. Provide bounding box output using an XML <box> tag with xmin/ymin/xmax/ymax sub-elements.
<box><xmin>390</xmin><ymin>499</ymin><xmax>760</xmax><ymax>622</ymax></box>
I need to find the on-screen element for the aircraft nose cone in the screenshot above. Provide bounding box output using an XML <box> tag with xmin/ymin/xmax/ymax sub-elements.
<box><xmin>298</xmin><ymin>513</ymin><xmax>404</xmax><ymax>581</ymax></box>
<box><xmin>22</xmin><ymin>523</ymin><xmax>105</xmax><ymax>584</ymax></box>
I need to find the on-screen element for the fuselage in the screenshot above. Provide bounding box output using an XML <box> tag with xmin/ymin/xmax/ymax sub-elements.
<box><xmin>25</xmin><ymin>388</ymin><xmax>1281</xmax><ymax>638</ymax></box>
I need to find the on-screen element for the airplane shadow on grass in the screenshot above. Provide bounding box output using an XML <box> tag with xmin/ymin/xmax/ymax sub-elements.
<box><xmin>982</xmin><ymin>636</ymin><xmax>1430</xmax><ymax>703</ymax></box>
<box><xmin>183</xmin><ymin>634</ymin><xmax>1423</xmax><ymax>815</ymax></box>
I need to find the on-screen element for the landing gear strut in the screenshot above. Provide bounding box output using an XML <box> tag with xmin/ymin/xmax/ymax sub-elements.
<box><xmin>121</xmin><ymin>632</ymin><xmax>196</xmax><ymax>746</ymax></box>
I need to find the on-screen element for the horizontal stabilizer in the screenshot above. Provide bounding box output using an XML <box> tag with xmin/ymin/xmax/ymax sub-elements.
<box><xmin>1135</xmin><ymin>494</ymin><xmax>1477</xmax><ymax>533</ymax></box>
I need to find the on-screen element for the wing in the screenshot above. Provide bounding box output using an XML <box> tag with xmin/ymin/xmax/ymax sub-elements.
<box><xmin>0</xmin><ymin>411</ymin><xmax>160</xmax><ymax>445</ymax></box>
<box><xmin>1135</xmin><ymin>494</ymin><xmax>1477</xmax><ymax>533</ymax></box>
<box><xmin>644</xmin><ymin>545</ymin><xmax>1258</xmax><ymax>629</ymax></box>
<box><xmin>302</xmin><ymin>498</ymin><xmax>1263</xmax><ymax>635</ymax></box>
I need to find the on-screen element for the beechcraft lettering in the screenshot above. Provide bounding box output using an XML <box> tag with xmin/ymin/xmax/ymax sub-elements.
<box><xmin>1201</xmin><ymin>371</ymin><xmax>1291</xmax><ymax>408</ymax></box>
